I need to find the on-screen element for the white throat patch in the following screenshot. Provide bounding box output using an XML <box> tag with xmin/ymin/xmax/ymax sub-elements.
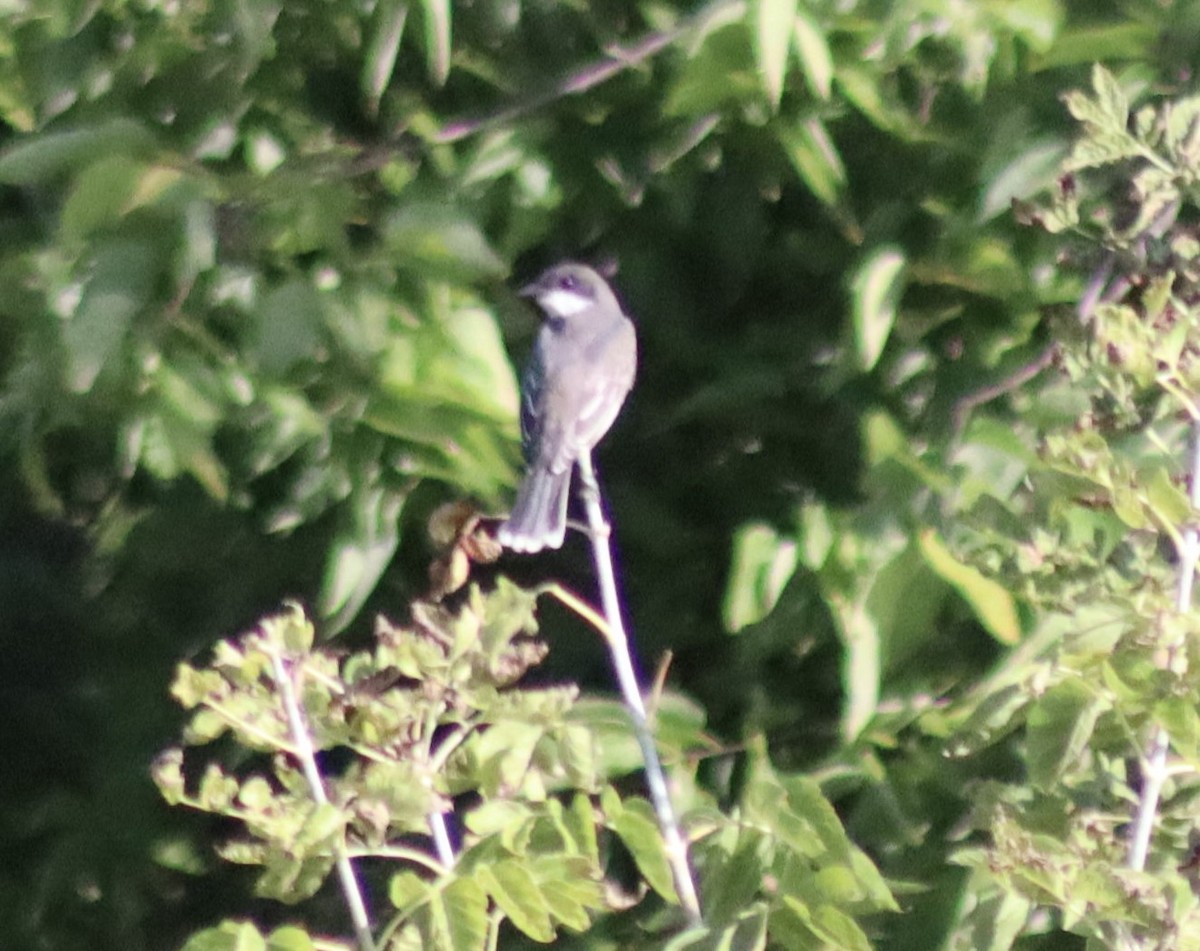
<box><xmin>538</xmin><ymin>288</ymin><xmax>592</xmax><ymax>317</ymax></box>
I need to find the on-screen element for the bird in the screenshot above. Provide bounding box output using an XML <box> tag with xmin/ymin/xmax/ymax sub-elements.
<box><xmin>498</xmin><ymin>262</ymin><xmax>638</xmax><ymax>553</ymax></box>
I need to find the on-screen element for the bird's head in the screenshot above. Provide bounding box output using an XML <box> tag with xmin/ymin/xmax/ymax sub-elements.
<box><xmin>519</xmin><ymin>262</ymin><xmax>619</xmax><ymax>321</ymax></box>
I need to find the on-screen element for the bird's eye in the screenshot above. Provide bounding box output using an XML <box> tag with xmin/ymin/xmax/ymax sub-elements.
<box><xmin>558</xmin><ymin>274</ymin><xmax>580</xmax><ymax>291</ymax></box>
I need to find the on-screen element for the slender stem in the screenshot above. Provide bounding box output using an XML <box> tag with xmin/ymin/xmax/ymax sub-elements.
<box><xmin>1127</xmin><ymin>421</ymin><xmax>1200</xmax><ymax>871</ymax></box>
<box><xmin>345</xmin><ymin>845</ymin><xmax>446</xmax><ymax>874</ymax></box>
<box><xmin>431</xmin><ymin>0</ymin><xmax>743</xmax><ymax>144</ymax></box>
<box><xmin>429</xmin><ymin>811</ymin><xmax>456</xmax><ymax>869</ymax></box>
<box><xmin>269</xmin><ymin>650</ymin><xmax>377</xmax><ymax>951</ymax></box>
<box><xmin>543</xmin><ymin>583</ymin><xmax>612</xmax><ymax>640</ymax></box>
<box><xmin>417</xmin><ymin>704</ymin><xmax>457</xmax><ymax>870</ymax></box>
<box><xmin>575</xmin><ymin>452</ymin><xmax>702</xmax><ymax>923</ymax></box>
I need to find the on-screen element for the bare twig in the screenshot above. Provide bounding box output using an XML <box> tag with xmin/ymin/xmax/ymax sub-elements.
<box><xmin>268</xmin><ymin>649</ymin><xmax>377</xmax><ymax>951</ymax></box>
<box><xmin>950</xmin><ymin>343</ymin><xmax>1058</xmax><ymax>439</ymax></box>
<box><xmin>432</xmin><ymin>0</ymin><xmax>743</xmax><ymax>144</ymax></box>
<box><xmin>428</xmin><ymin>811</ymin><xmax>455</xmax><ymax>869</ymax></box>
<box><xmin>576</xmin><ymin>451</ymin><xmax>702</xmax><ymax>924</ymax></box>
<box><xmin>1126</xmin><ymin>421</ymin><xmax>1200</xmax><ymax>874</ymax></box>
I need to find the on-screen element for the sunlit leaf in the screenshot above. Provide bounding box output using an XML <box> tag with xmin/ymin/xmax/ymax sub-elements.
<box><xmin>850</xmin><ymin>246</ymin><xmax>905</xmax><ymax>372</ymax></box>
<box><xmin>723</xmin><ymin>522</ymin><xmax>799</xmax><ymax>632</ymax></box>
<box><xmin>753</xmin><ymin>0</ymin><xmax>797</xmax><ymax>110</ymax></box>
<box><xmin>978</xmin><ymin>140</ymin><xmax>1068</xmax><ymax>222</ymax></box>
<box><xmin>475</xmin><ymin>860</ymin><xmax>554</xmax><ymax>942</ymax></box>
<box><xmin>420</xmin><ymin>0</ymin><xmax>452</xmax><ymax>87</ymax></box>
<box><xmin>793</xmin><ymin>6</ymin><xmax>832</xmax><ymax>100</ymax></box>
<box><xmin>780</xmin><ymin>117</ymin><xmax>847</xmax><ymax>209</ymax></box>
<box><xmin>266</xmin><ymin>926</ymin><xmax>315</xmax><ymax>951</ymax></box>
<box><xmin>427</xmin><ymin>877</ymin><xmax>488</xmax><ymax>951</ymax></box>
<box><xmin>919</xmin><ymin>529</ymin><xmax>1021</xmax><ymax>645</ymax></box>
<box><xmin>607</xmin><ymin>794</ymin><xmax>679</xmax><ymax>902</ymax></box>
<box><xmin>180</xmin><ymin>920</ymin><xmax>267</xmax><ymax>951</ymax></box>
<box><xmin>0</xmin><ymin>119</ymin><xmax>156</xmax><ymax>185</ymax></box>
<box><xmin>318</xmin><ymin>485</ymin><xmax>405</xmax><ymax>632</ymax></box>
<box><xmin>1026</xmin><ymin>677</ymin><xmax>1106</xmax><ymax>789</ymax></box>
<box><xmin>362</xmin><ymin>0</ymin><xmax>408</xmax><ymax>112</ymax></box>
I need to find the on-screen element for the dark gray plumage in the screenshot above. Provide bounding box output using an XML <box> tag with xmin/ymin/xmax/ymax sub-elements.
<box><xmin>498</xmin><ymin>263</ymin><xmax>637</xmax><ymax>553</ymax></box>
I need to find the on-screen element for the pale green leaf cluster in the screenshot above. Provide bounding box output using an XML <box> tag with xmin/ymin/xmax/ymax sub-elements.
<box><xmin>156</xmin><ymin>587</ymin><xmax>897</xmax><ymax>949</ymax></box>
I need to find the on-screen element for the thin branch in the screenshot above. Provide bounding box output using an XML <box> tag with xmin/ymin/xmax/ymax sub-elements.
<box><xmin>543</xmin><ymin>582</ymin><xmax>613</xmax><ymax>640</ymax></box>
<box><xmin>346</xmin><ymin>845</ymin><xmax>446</xmax><ymax>875</ymax></box>
<box><xmin>199</xmin><ymin>698</ymin><xmax>301</xmax><ymax>755</ymax></box>
<box><xmin>417</xmin><ymin>705</ymin><xmax>458</xmax><ymax>869</ymax></box>
<box><xmin>950</xmin><ymin>343</ymin><xmax>1058</xmax><ymax>439</ymax></box>
<box><xmin>268</xmin><ymin>649</ymin><xmax>378</xmax><ymax>951</ymax></box>
<box><xmin>1127</xmin><ymin>421</ymin><xmax>1200</xmax><ymax>872</ymax></box>
<box><xmin>432</xmin><ymin>0</ymin><xmax>744</xmax><ymax>144</ymax></box>
<box><xmin>428</xmin><ymin>811</ymin><xmax>456</xmax><ymax>869</ymax></box>
<box><xmin>576</xmin><ymin>451</ymin><xmax>702</xmax><ymax>924</ymax></box>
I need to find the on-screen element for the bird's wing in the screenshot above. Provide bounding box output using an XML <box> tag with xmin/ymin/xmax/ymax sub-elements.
<box><xmin>519</xmin><ymin>340</ymin><xmax>546</xmax><ymax>463</ymax></box>
<box><xmin>549</xmin><ymin>319</ymin><xmax>637</xmax><ymax>470</ymax></box>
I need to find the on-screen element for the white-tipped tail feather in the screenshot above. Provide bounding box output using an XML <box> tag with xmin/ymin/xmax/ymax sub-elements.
<box><xmin>497</xmin><ymin>465</ymin><xmax>572</xmax><ymax>553</ymax></box>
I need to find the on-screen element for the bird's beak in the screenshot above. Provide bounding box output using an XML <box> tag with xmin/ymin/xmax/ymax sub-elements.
<box><xmin>518</xmin><ymin>281</ymin><xmax>540</xmax><ymax>298</ymax></box>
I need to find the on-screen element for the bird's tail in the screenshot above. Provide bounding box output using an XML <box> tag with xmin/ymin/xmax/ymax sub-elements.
<box><xmin>498</xmin><ymin>466</ymin><xmax>571</xmax><ymax>553</ymax></box>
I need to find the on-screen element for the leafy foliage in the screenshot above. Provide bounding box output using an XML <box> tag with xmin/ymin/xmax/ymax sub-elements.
<box><xmin>156</xmin><ymin>592</ymin><xmax>896</xmax><ymax>949</ymax></box>
<box><xmin>7</xmin><ymin>0</ymin><xmax>1200</xmax><ymax>948</ymax></box>
<box><xmin>939</xmin><ymin>66</ymin><xmax>1200</xmax><ymax>949</ymax></box>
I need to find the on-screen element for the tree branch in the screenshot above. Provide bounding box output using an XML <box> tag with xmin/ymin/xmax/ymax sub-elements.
<box><xmin>432</xmin><ymin>0</ymin><xmax>743</xmax><ymax>144</ymax></box>
<box><xmin>576</xmin><ymin>451</ymin><xmax>702</xmax><ymax>924</ymax></box>
<box><xmin>269</xmin><ymin>649</ymin><xmax>378</xmax><ymax>951</ymax></box>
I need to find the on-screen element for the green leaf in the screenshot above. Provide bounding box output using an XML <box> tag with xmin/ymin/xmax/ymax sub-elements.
<box><xmin>1034</xmin><ymin>23</ymin><xmax>1156</xmax><ymax>68</ymax></box>
<box><xmin>531</xmin><ymin>855</ymin><xmax>603</xmax><ymax>930</ymax></box>
<box><xmin>266</xmin><ymin>926</ymin><xmax>316</xmax><ymax>951</ymax></box>
<box><xmin>753</xmin><ymin>0</ymin><xmax>797</xmax><ymax>110</ymax></box>
<box><xmin>957</xmin><ymin>891</ymin><xmax>1033</xmax><ymax>951</ymax></box>
<box><xmin>780</xmin><ymin>117</ymin><xmax>847</xmax><ymax>209</ymax></box>
<box><xmin>466</xmin><ymin>720</ymin><xmax>544</xmax><ymax>797</ymax></box>
<box><xmin>746</xmin><ymin>765</ymin><xmax>849</xmax><ymax>862</ymax></box>
<box><xmin>254</xmin><ymin>853</ymin><xmax>336</xmax><ymax>903</ymax></box>
<box><xmin>663</xmin><ymin>20</ymin><xmax>760</xmax><ymax>116</ymax></box>
<box><xmin>475</xmin><ymin>860</ymin><xmax>554</xmax><ymax>942</ymax></box>
<box><xmin>152</xmin><ymin>748</ymin><xmax>186</xmax><ymax>804</ymax></box>
<box><xmin>918</xmin><ymin>529</ymin><xmax>1021</xmax><ymax>645</ymax></box>
<box><xmin>792</xmin><ymin>6</ymin><xmax>832</xmax><ymax>100</ymax></box>
<box><xmin>64</xmin><ymin>238</ymin><xmax>158</xmax><ymax>393</ymax></box>
<box><xmin>1087</xmin><ymin>63</ymin><xmax>1129</xmax><ymax>131</ymax></box>
<box><xmin>722</xmin><ymin>521</ymin><xmax>799</xmax><ymax>632</ymax></box>
<box><xmin>255</xmin><ymin>280</ymin><xmax>326</xmax><ymax>375</ymax></box>
<box><xmin>238</xmin><ymin>776</ymin><xmax>273</xmax><ymax>810</ymax></box>
<box><xmin>294</xmin><ymin>802</ymin><xmax>347</xmax><ymax>850</ymax></box>
<box><xmin>665</xmin><ymin>905</ymin><xmax>769</xmax><ymax>950</ymax></box>
<box><xmin>61</xmin><ymin>156</ymin><xmax>145</xmax><ymax>241</ymax></box>
<box><xmin>850</xmin><ymin>246</ymin><xmax>905</xmax><ymax>372</ymax></box>
<box><xmin>1145</xmin><ymin>466</ymin><xmax>1191</xmax><ymax>541</ymax></box>
<box><xmin>186</xmin><ymin>709</ymin><xmax>232</xmax><ymax>745</ymax></box>
<box><xmin>565</xmin><ymin>794</ymin><xmax>600</xmax><ymax>863</ymax></box>
<box><xmin>385</xmin><ymin>203</ymin><xmax>506</xmax><ymax>280</ymax></box>
<box><xmin>609</xmin><ymin>796</ymin><xmax>679</xmax><ymax>902</ymax></box>
<box><xmin>427</xmin><ymin>877</ymin><xmax>488</xmax><ymax>951</ymax></box>
<box><xmin>318</xmin><ymin>485</ymin><xmax>405</xmax><ymax>633</ymax></box>
<box><xmin>1026</xmin><ymin>677</ymin><xmax>1106</xmax><ymax>789</ymax></box>
<box><xmin>362</xmin><ymin>0</ymin><xmax>408</xmax><ymax>113</ymax></box>
<box><xmin>180</xmin><ymin>920</ymin><xmax>267</xmax><ymax>951</ymax></box>
<box><xmin>1157</xmin><ymin>695</ymin><xmax>1200</xmax><ymax>765</ymax></box>
<box><xmin>781</xmin><ymin>897</ymin><xmax>873</xmax><ymax>951</ymax></box>
<box><xmin>837</xmin><ymin>66</ymin><xmax>921</xmax><ymax>139</ymax></box>
<box><xmin>420</xmin><ymin>0</ymin><xmax>452</xmax><ymax>86</ymax></box>
<box><xmin>978</xmin><ymin>140</ymin><xmax>1068</xmax><ymax>223</ymax></box>
<box><xmin>389</xmin><ymin>870</ymin><xmax>431</xmax><ymax>912</ymax></box>
<box><xmin>0</xmin><ymin>119</ymin><xmax>156</xmax><ymax>185</ymax></box>
<box><xmin>703</xmin><ymin>830</ymin><xmax>770</xmax><ymax>924</ymax></box>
